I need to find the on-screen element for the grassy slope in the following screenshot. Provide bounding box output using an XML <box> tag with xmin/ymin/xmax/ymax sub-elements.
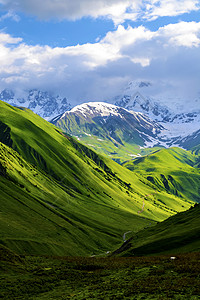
<box><xmin>0</xmin><ymin>141</ymin><xmax>152</xmax><ymax>257</ymax></box>
<box><xmin>113</xmin><ymin>204</ymin><xmax>200</xmax><ymax>256</ymax></box>
<box><xmin>0</xmin><ymin>101</ymin><xmax>195</xmax><ymax>255</ymax></box>
<box><xmin>123</xmin><ymin>147</ymin><xmax>200</xmax><ymax>203</ymax></box>
<box><xmin>192</xmin><ymin>143</ymin><xmax>200</xmax><ymax>156</ymax></box>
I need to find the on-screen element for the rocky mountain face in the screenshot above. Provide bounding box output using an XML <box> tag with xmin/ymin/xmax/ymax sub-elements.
<box><xmin>172</xmin><ymin>129</ymin><xmax>200</xmax><ymax>151</ymax></box>
<box><xmin>112</xmin><ymin>81</ymin><xmax>200</xmax><ymax>148</ymax></box>
<box><xmin>114</xmin><ymin>92</ymin><xmax>171</xmax><ymax>122</ymax></box>
<box><xmin>0</xmin><ymin>89</ymin><xmax>71</xmax><ymax>120</ymax></box>
<box><xmin>113</xmin><ymin>81</ymin><xmax>200</xmax><ymax>123</ymax></box>
<box><xmin>113</xmin><ymin>81</ymin><xmax>171</xmax><ymax>122</ymax></box>
<box><xmin>115</xmin><ymin>92</ymin><xmax>200</xmax><ymax>125</ymax></box>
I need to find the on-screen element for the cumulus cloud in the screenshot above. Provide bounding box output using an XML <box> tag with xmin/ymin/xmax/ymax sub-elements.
<box><xmin>143</xmin><ymin>0</ymin><xmax>200</xmax><ymax>21</ymax></box>
<box><xmin>0</xmin><ymin>0</ymin><xmax>199</xmax><ymax>23</ymax></box>
<box><xmin>0</xmin><ymin>32</ymin><xmax>22</xmax><ymax>44</ymax></box>
<box><xmin>0</xmin><ymin>21</ymin><xmax>200</xmax><ymax>106</ymax></box>
<box><xmin>158</xmin><ymin>21</ymin><xmax>200</xmax><ymax>47</ymax></box>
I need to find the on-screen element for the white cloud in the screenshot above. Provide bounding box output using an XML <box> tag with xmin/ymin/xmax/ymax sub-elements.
<box><xmin>0</xmin><ymin>0</ymin><xmax>199</xmax><ymax>23</ymax></box>
<box><xmin>143</xmin><ymin>0</ymin><xmax>200</xmax><ymax>20</ymax></box>
<box><xmin>0</xmin><ymin>10</ymin><xmax>20</xmax><ymax>22</ymax></box>
<box><xmin>0</xmin><ymin>21</ymin><xmax>200</xmax><ymax>105</ymax></box>
<box><xmin>158</xmin><ymin>21</ymin><xmax>200</xmax><ymax>47</ymax></box>
<box><xmin>131</xmin><ymin>57</ymin><xmax>150</xmax><ymax>67</ymax></box>
<box><xmin>0</xmin><ymin>32</ymin><xmax>22</xmax><ymax>44</ymax></box>
<box><xmin>0</xmin><ymin>0</ymin><xmax>135</xmax><ymax>24</ymax></box>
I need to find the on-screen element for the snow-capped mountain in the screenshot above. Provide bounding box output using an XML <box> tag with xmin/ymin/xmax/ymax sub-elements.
<box><xmin>170</xmin><ymin>129</ymin><xmax>200</xmax><ymax>151</ymax></box>
<box><xmin>0</xmin><ymin>89</ymin><xmax>71</xmax><ymax>120</ymax></box>
<box><xmin>52</xmin><ymin>102</ymin><xmax>165</xmax><ymax>162</ymax></box>
<box><xmin>113</xmin><ymin>81</ymin><xmax>200</xmax><ymax>122</ymax></box>
<box><xmin>112</xmin><ymin>81</ymin><xmax>200</xmax><ymax>147</ymax></box>
<box><xmin>57</xmin><ymin>102</ymin><xmax>163</xmax><ymax>139</ymax></box>
<box><xmin>114</xmin><ymin>92</ymin><xmax>172</xmax><ymax>122</ymax></box>
<box><xmin>113</xmin><ymin>81</ymin><xmax>170</xmax><ymax>121</ymax></box>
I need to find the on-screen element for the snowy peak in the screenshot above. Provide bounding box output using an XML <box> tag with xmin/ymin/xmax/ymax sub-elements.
<box><xmin>112</xmin><ymin>80</ymin><xmax>200</xmax><ymax>125</ymax></box>
<box><xmin>125</xmin><ymin>81</ymin><xmax>152</xmax><ymax>91</ymax></box>
<box><xmin>0</xmin><ymin>89</ymin><xmax>15</xmax><ymax>101</ymax></box>
<box><xmin>0</xmin><ymin>89</ymin><xmax>71</xmax><ymax>120</ymax></box>
<box><xmin>110</xmin><ymin>80</ymin><xmax>200</xmax><ymax>149</ymax></box>
<box><xmin>112</xmin><ymin>81</ymin><xmax>173</xmax><ymax>122</ymax></box>
<box><xmin>115</xmin><ymin>92</ymin><xmax>149</xmax><ymax>111</ymax></box>
<box><xmin>114</xmin><ymin>92</ymin><xmax>171</xmax><ymax>122</ymax></box>
<box><xmin>63</xmin><ymin>102</ymin><xmax>124</xmax><ymax>118</ymax></box>
<box><xmin>56</xmin><ymin>101</ymin><xmax>164</xmax><ymax>143</ymax></box>
<box><xmin>62</xmin><ymin>101</ymin><xmax>162</xmax><ymax>132</ymax></box>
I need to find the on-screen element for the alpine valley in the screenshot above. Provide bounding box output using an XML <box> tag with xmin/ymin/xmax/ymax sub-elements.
<box><xmin>1</xmin><ymin>0</ymin><xmax>200</xmax><ymax>295</ymax></box>
<box><xmin>0</xmin><ymin>88</ymin><xmax>200</xmax><ymax>299</ymax></box>
<box><xmin>0</xmin><ymin>97</ymin><xmax>200</xmax><ymax>254</ymax></box>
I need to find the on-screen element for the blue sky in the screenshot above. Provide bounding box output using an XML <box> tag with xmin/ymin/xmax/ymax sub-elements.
<box><xmin>0</xmin><ymin>0</ymin><xmax>200</xmax><ymax>107</ymax></box>
<box><xmin>0</xmin><ymin>13</ymin><xmax>114</xmax><ymax>47</ymax></box>
<box><xmin>1</xmin><ymin>6</ymin><xmax>200</xmax><ymax>47</ymax></box>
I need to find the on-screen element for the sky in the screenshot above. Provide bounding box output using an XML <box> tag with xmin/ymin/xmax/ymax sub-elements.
<box><xmin>0</xmin><ymin>0</ymin><xmax>200</xmax><ymax>107</ymax></box>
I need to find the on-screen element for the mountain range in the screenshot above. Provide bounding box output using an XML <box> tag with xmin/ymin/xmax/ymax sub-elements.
<box><xmin>112</xmin><ymin>81</ymin><xmax>200</xmax><ymax>151</ymax></box>
<box><xmin>0</xmin><ymin>81</ymin><xmax>200</xmax><ymax>259</ymax></box>
<box><xmin>0</xmin><ymin>89</ymin><xmax>71</xmax><ymax>120</ymax></box>
<box><xmin>1</xmin><ymin>84</ymin><xmax>200</xmax><ymax>162</ymax></box>
<box><xmin>52</xmin><ymin>101</ymin><xmax>200</xmax><ymax>163</ymax></box>
<box><xmin>1</xmin><ymin>82</ymin><xmax>200</xmax><ymax>128</ymax></box>
<box><xmin>113</xmin><ymin>80</ymin><xmax>200</xmax><ymax>121</ymax></box>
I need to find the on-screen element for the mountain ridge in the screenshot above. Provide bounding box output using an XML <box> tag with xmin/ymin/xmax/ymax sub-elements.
<box><xmin>0</xmin><ymin>89</ymin><xmax>71</xmax><ymax>120</ymax></box>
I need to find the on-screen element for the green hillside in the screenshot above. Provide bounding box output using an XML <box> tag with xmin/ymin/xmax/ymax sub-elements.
<box><xmin>112</xmin><ymin>204</ymin><xmax>200</xmax><ymax>256</ymax></box>
<box><xmin>192</xmin><ymin>143</ymin><xmax>200</xmax><ymax>156</ymax></box>
<box><xmin>123</xmin><ymin>147</ymin><xmax>200</xmax><ymax>203</ymax></box>
<box><xmin>0</xmin><ymin>135</ymin><xmax>151</xmax><ymax>256</ymax></box>
<box><xmin>0</xmin><ymin>101</ymin><xmax>195</xmax><ymax>256</ymax></box>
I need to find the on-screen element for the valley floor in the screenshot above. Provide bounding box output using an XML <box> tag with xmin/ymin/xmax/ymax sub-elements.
<box><xmin>1</xmin><ymin>251</ymin><xmax>200</xmax><ymax>299</ymax></box>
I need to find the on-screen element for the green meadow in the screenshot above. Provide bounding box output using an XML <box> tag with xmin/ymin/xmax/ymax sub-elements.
<box><xmin>0</xmin><ymin>244</ymin><xmax>200</xmax><ymax>299</ymax></box>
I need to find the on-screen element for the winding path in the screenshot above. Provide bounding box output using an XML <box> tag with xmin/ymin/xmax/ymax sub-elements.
<box><xmin>91</xmin><ymin>192</ymin><xmax>157</xmax><ymax>256</ymax></box>
<box><xmin>137</xmin><ymin>191</ymin><xmax>157</xmax><ymax>215</ymax></box>
<box><xmin>123</xmin><ymin>231</ymin><xmax>132</xmax><ymax>242</ymax></box>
